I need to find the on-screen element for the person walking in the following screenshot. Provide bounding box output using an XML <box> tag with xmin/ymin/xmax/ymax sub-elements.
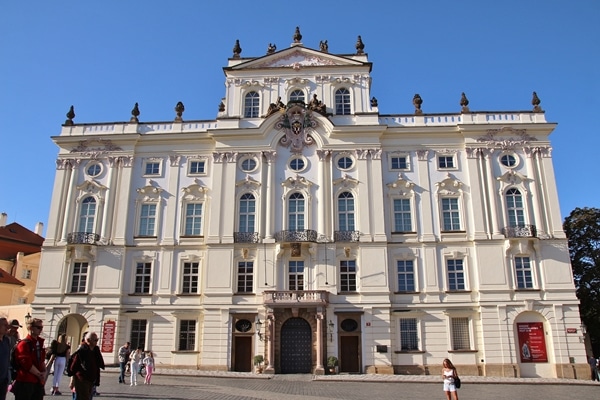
<box><xmin>6</xmin><ymin>319</ymin><xmax>21</xmax><ymax>349</ymax></box>
<box><xmin>442</xmin><ymin>358</ymin><xmax>459</xmax><ymax>400</ymax></box>
<box><xmin>589</xmin><ymin>355</ymin><xmax>598</xmax><ymax>381</ymax></box>
<box><xmin>117</xmin><ymin>341</ymin><xmax>130</xmax><ymax>384</ymax></box>
<box><xmin>70</xmin><ymin>332</ymin><xmax>101</xmax><ymax>400</ymax></box>
<box><xmin>47</xmin><ymin>333</ymin><xmax>70</xmax><ymax>395</ymax></box>
<box><xmin>13</xmin><ymin>317</ymin><xmax>47</xmax><ymax>400</ymax></box>
<box><xmin>0</xmin><ymin>318</ymin><xmax>11</xmax><ymax>400</ymax></box>
<box><xmin>129</xmin><ymin>347</ymin><xmax>142</xmax><ymax>386</ymax></box>
<box><xmin>143</xmin><ymin>351</ymin><xmax>155</xmax><ymax>384</ymax></box>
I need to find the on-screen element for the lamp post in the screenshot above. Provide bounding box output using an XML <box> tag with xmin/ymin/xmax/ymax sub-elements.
<box><xmin>24</xmin><ymin>312</ymin><xmax>32</xmax><ymax>325</ymax></box>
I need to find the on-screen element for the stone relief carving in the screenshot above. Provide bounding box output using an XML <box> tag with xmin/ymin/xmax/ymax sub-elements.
<box><xmin>477</xmin><ymin>126</ymin><xmax>536</xmax><ymax>149</ymax></box>
<box><xmin>524</xmin><ymin>146</ymin><xmax>552</xmax><ymax>158</ymax></box>
<box><xmin>181</xmin><ymin>179</ymin><xmax>209</xmax><ymax>201</ymax></box>
<box><xmin>70</xmin><ymin>139</ymin><xmax>122</xmax><ymax>158</ymax></box>
<box><xmin>277</xmin><ymin>103</ymin><xmax>317</xmax><ymax>152</ymax></box>
<box><xmin>169</xmin><ymin>155</ymin><xmax>181</xmax><ymax>167</ymax></box>
<box><xmin>435</xmin><ymin>173</ymin><xmax>463</xmax><ymax>195</ymax></box>
<box><xmin>235</xmin><ymin>175</ymin><xmax>262</xmax><ymax>191</ymax></box>
<box><xmin>332</xmin><ymin>174</ymin><xmax>359</xmax><ymax>189</ymax></box>
<box><xmin>213</xmin><ymin>152</ymin><xmax>238</xmax><ymax>163</ymax></box>
<box><xmin>387</xmin><ymin>174</ymin><xmax>415</xmax><ymax>197</ymax></box>
<box><xmin>252</xmin><ymin>49</ymin><xmax>337</xmax><ymax>69</ymax></box>
<box><xmin>416</xmin><ymin>150</ymin><xmax>429</xmax><ymax>161</ymax></box>
<box><xmin>136</xmin><ymin>181</ymin><xmax>164</xmax><ymax>202</ymax></box>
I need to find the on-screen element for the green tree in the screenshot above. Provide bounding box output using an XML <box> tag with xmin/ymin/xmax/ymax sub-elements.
<box><xmin>563</xmin><ymin>207</ymin><xmax>600</xmax><ymax>354</ymax></box>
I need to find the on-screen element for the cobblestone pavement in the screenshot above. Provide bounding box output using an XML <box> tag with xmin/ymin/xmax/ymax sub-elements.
<box><xmin>44</xmin><ymin>369</ymin><xmax>599</xmax><ymax>400</ymax></box>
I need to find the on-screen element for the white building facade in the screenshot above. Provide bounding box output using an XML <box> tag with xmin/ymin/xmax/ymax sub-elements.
<box><xmin>34</xmin><ymin>31</ymin><xmax>587</xmax><ymax>378</ymax></box>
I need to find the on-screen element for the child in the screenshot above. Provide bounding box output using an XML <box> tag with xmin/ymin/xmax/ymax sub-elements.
<box><xmin>143</xmin><ymin>351</ymin><xmax>155</xmax><ymax>384</ymax></box>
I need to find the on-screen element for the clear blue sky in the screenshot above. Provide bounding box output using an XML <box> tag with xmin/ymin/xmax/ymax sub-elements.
<box><xmin>1</xmin><ymin>1</ymin><xmax>598</xmax><ymax>235</ymax></box>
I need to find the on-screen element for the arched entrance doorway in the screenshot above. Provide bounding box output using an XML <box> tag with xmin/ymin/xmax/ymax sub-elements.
<box><xmin>280</xmin><ymin>317</ymin><xmax>312</xmax><ymax>373</ymax></box>
<box><xmin>55</xmin><ymin>314</ymin><xmax>89</xmax><ymax>347</ymax></box>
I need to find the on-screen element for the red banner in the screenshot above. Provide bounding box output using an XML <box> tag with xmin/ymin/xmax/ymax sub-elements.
<box><xmin>101</xmin><ymin>320</ymin><xmax>116</xmax><ymax>353</ymax></box>
<box><xmin>517</xmin><ymin>322</ymin><xmax>548</xmax><ymax>363</ymax></box>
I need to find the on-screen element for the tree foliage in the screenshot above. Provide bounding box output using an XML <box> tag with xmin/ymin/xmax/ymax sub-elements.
<box><xmin>563</xmin><ymin>207</ymin><xmax>600</xmax><ymax>353</ymax></box>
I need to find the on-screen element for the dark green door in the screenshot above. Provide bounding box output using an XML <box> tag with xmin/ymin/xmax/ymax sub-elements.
<box><xmin>280</xmin><ymin>318</ymin><xmax>312</xmax><ymax>373</ymax></box>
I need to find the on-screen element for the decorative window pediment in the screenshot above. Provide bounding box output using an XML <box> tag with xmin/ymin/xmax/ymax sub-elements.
<box><xmin>497</xmin><ymin>170</ymin><xmax>530</xmax><ymax>192</ymax></box>
<box><xmin>281</xmin><ymin>175</ymin><xmax>314</xmax><ymax>191</ymax></box>
<box><xmin>387</xmin><ymin>174</ymin><xmax>415</xmax><ymax>197</ymax></box>
<box><xmin>435</xmin><ymin>174</ymin><xmax>463</xmax><ymax>195</ymax></box>
<box><xmin>77</xmin><ymin>179</ymin><xmax>107</xmax><ymax>197</ymax></box>
<box><xmin>236</xmin><ymin>175</ymin><xmax>262</xmax><ymax>191</ymax></box>
<box><xmin>136</xmin><ymin>181</ymin><xmax>164</xmax><ymax>202</ymax></box>
<box><xmin>181</xmin><ymin>179</ymin><xmax>209</xmax><ymax>201</ymax></box>
<box><xmin>333</xmin><ymin>174</ymin><xmax>359</xmax><ymax>190</ymax></box>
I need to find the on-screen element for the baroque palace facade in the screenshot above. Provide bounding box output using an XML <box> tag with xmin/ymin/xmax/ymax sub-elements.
<box><xmin>34</xmin><ymin>29</ymin><xmax>587</xmax><ymax>378</ymax></box>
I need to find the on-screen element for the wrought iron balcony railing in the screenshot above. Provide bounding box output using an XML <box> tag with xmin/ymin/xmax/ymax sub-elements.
<box><xmin>274</xmin><ymin>229</ymin><xmax>318</xmax><ymax>243</ymax></box>
<box><xmin>502</xmin><ymin>225</ymin><xmax>537</xmax><ymax>238</ymax></box>
<box><xmin>334</xmin><ymin>230</ymin><xmax>360</xmax><ymax>242</ymax></box>
<box><xmin>263</xmin><ymin>290</ymin><xmax>329</xmax><ymax>307</ymax></box>
<box><xmin>67</xmin><ymin>232</ymin><xmax>100</xmax><ymax>245</ymax></box>
<box><xmin>233</xmin><ymin>232</ymin><xmax>260</xmax><ymax>243</ymax></box>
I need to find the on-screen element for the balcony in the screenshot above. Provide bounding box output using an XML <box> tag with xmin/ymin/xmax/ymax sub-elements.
<box><xmin>263</xmin><ymin>290</ymin><xmax>329</xmax><ymax>307</ymax></box>
<box><xmin>274</xmin><ymin>229</ymin><xmax>318</xmax><ymax>243</ymax></box>
<box><xmin>502</xmin><ymin>225</ymin><xmax>537</xmax><ymax>238</ymax></box>
<box><xmin>334</xmin><ymin>230</ymin><xmax>360</xmax><ymax>242</ymax></box>
<box><xmin>67</xmin><ymin>232</ymin><xmax>100</xmax><ymax>245</ymax></box>
<box><xmin>233</xmin><ymin>232</ymin><xmax>260</xmax><ymax>243</ymax></box>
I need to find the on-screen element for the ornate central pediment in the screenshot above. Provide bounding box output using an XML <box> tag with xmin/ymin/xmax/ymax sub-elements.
<box><xmin>232</xmin><ymin>47</ymin><xmax>366</xmax><ymax>70</ymax></box>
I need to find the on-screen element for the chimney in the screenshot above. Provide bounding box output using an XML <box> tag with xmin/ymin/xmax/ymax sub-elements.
<box><xmin>0</xmin><ymin>213</ymin><xmax>7</xmax><ymax>227</ymax></box>
<box><xmin>35</xmin><ymin>222</ymin><xmax>44</xmax><ymax>236</ymax></box>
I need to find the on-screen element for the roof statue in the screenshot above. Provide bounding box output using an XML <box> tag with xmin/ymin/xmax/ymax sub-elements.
<box><xmin>64</xmin><ymin>105</ymin><xmax>75</xmax><ymax>126</ymax></box>
<box><xmin>232</xmin><ymin>39</ymin><xmax>242</xmax><ymax>59</ymax></box>
<box><xmin>460</xmin><ymin>92</ymin><xmax>470</xmax><ymax>113</ymax></box>
<box><xmin>319</xmin><ymin>40</ymin><xmax>328</xmax><ymax>53</ymax></box>
<box><xmin>218</xmin><ymin>101</ymin><xmax>225</xmax><ymax>113</ymax></box>
<box><xmin>130</xmin><ymin>102</ymin><xmax>140</xmax><ymax>122</ymax></box>
<box><xmin>293</xmin><ymin>26</ymin><xmax>302</xmax><ymax>43</ymax></box>
<box><xmin>267</xmin><ymin>43</ymin><xmax>276</xmax><ymax>54</ymax></box>
<box><xmin>174</xmin><ymin>101</ymin><xmax>185</xmax><ymax>122</ymax></box>
<box><xmin>371</xmin><ymin>97</ymin><xmax>378</xmax><ymax>108</ymax></box>
<box><xmin>532</xmin><ymin>91</ymin><xmax>542</xmax><ymax>113</ymax></box>
<box><xmin>266</xmin><ymin>96</ymin><xmax>285</xmax><ymax>117</ymax></box>
<box><xmin>413</xmin><ymin>94</ymin><xmax>423</xmax><ymax>115</ymax></box>
<box><xmin>355</xmin><ymin>35</ymin><xmax>365</xmax><ymax>55</ymax></box>
<box><xmin>308</xmin><ymin>94</ymin><xmax>327</xmax><ymax>116</ymax></box>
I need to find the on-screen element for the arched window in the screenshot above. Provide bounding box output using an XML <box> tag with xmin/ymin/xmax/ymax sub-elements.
<box><xmin>244</xmin><ymin>91</ymin><xmax>260</xmax><ymax>118</ymax></box>
<box><xmin>506</xmin><ymin>188</ymin><xmax>525</xmax><ymax>227</ymax></box>
<box><xmin>288</xmin><ymin>193</ymin><xmax>305</xmax><ymax>231</ymax></box>
<box><xmin>335</xmin><ymin>88</ymin><xmax>351</xmax><ymax>115</ymax></box>
<box><xmin>338</xmin><ymin>192</ymin><xmax>355</xmax><ymax>231</ymax></box>
<box><xmin>239</xmin><ymin>193</ymin><xmax>256</xmax><ymax>233</ymax></box>
<box><xmin>78</xmin><ymin>196</ymin><xmax>96</xmax><ymax>233</ymax></box>
<box><xmin>289</xmin><ymin>89</ymin><xmax>305</xmax><ymax>103</ymax></box>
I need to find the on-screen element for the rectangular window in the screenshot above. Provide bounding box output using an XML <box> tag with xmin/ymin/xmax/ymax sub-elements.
<box><xmin>70</xmin><ymin>262</ymin><xmax>88</xmax><ymax>293</ymax></box>
<box><xmin>21</xmin><ymin>269</ymin><xmax>32</xmax><ymax>279</ymax></box>
<box><xmin>288</xmin><ymin>261</ymin><xmax>304</xmax><ymax>290</ymax></box>
<box><xmin>144</xmin><ymin>161</ymin><xmax>161</xmax><ymax>176</ymax></box>
<box><xmin>17</xmin><ymin>297</ymin><xmax>27</xmax><ymax>304</ymax></box>
<box><xmin>438</xmin><ymin>155</ymin><xmax>455</xmax><ymax>169</ymax></box>
<box><xmin>134</xmin><ymin>262</ymin><xmax>152</xmax><ymax>294</ymax></box>
<box><xmin>188</xmin><ymin>160</ymin><xmax>206</xmax><ymax>175</ymax></box>
<box><xmin>441</xmin><ymin>198</ymin><xmax>461</xmax><ymax>231</ymax></box>
<box><xmin>397</xmin><ymin>260</ymin><xmax>415</xmax><ymax>292</ymax></box>
<box><xmin>184</xmin><ymin>203</ymin><xmax>203</xmax><ymax>236</ymax></box>
<box><xmin>393</xmin><ymin>199</ymin><xmax>412</xmax><ymax>232</ymax></box>
<box><xmin>139</xmin><ymin>204</ymin><xmax>157</xmax><ymax>236</ymax></box>
<box><xmin>447</xmin><ymin>259</ymin><xmax>465</xmax><ymax>291</ymax></box>
<box><xmin>390</xmin><ymin>156</ymin><xmax>408</xmax><ymax>170</ymax></box>
<box><xmin>179</xmin><ymin>320</ymin><xmax>196</xmax><ymax>351</ymax></box>
<box><xmin>340</xmin><ymin>260</ymin><xmax>357</xmax><ymax>292</ymax></box>
<box><xmin>182</xmin><ymin>262</ymin><xmax>199</xmax><ymax>294</ymax></box>
<box><xmin>130</xmin><ymin>319</ymin><xmax>147</xmax><ymax>350</ymax></box>
<box><xmin>515</xmin><ymin>256</ymin><xmax>533</xmax><ymax>289</ymax></box>
<box><xmin>399</xmin><ymin>318</ymin><xmax>419</xmax><ymax>351</ymax></box>
<box><xmin>237</xmin><ymin>261</ymin><xmax>254</xmax><ymax>293</ymax></box>
<box><xmin>451</xmin><ymin>317</ymin><xmax>471</xmax><ymax>350</ymax></box>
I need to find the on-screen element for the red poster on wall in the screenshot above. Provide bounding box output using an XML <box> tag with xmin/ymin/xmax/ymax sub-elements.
<box><xmin>101</xmin><ymin>320</ymin><xmax>116</xmax><ymax>353</ymax></box>
<box><xmin>517</xmin><ymin>322</ymin><xmax>548</xmax><ymax>363</ymax></box>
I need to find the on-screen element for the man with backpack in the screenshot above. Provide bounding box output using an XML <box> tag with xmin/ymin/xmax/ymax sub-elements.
<box><xmin>12</xmin><ymin>317</ymin><xmax>46</xmax><ymax>400</ymax></box>
<box><xmin>69</xmin><ymin>332</ymin><xmax>102</xmax><ymax>400</ymax></box>
<box><xmin>0</xmin><ymin>318</ymin><xmax>11</xmax><ymax>400</ymax></box>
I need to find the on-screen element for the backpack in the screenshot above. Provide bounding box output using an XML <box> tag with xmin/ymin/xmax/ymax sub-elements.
<box><xmin>65</xmin><ymin>349</ymin><xmax>80</xmax><ymax>377</ymax></box>
<box><xmin>9</xmin><ymin>339</ymin><xmax>32</xmax><ymax>380</ymax></box>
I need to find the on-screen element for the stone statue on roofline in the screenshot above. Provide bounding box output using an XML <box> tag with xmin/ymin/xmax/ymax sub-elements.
<box><xmin>308</xmin><ymin>94</ymin><xmax>327</xmax><ymax>116</ymax></box>
<box><xmin>267</xmin><ymin>43</ymin><xmax>276</xmax><ymax>54</ymax></box>
<box><xmin>413</xmin><ymin>94</ymin><xmax>423</xmax><ymax>115</ymax></box>
<box><xmin>319</xmin><ymin>40</ymin><xmax>328</xmax><ymax>53</ymax></box>
<box><xmin>532</xmin><ymin>91</ymin><xmax>543</xmax><ymax>112</ymax></box>
<box><xmin>266</xmin><ymin>96</ymin><xmax>285</xmax><ymax>117</ymax></box>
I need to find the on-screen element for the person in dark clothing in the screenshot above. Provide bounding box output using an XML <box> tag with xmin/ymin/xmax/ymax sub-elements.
<box><xmin>0</xmin><ymin>318</ymin><xmax>11</xmax><ymax>400</ymax></box>
<box><xmin>70</xmin><ymin>332</ymin><xmax>101</xmax><ymax>400</ymax></box>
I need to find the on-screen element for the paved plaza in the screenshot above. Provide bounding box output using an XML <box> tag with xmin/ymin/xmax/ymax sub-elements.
<box><xmin>42</xmin><ymin>369</ymin><xmax>599</xmax><ymax>400</ymax></box>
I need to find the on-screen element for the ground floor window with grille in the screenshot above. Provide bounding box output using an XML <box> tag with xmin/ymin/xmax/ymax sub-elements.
<box><xmin>451</xmin><ymin>317</ymin><xmax>471</xmax><ymax>350</ymax></box>
<box><xmin>130</xmin><ymin>319</ymin><xmax>147</xmax><ymax>350</ymax></box>
<box><xmin>179</xmin><ymin>320</ymin><xmax>196</xmax><ymax>351</ymax></box>
<box><xmin>399</xmin><ymin>318</ymin><xmax>419</xmax><ymax>351</ymax></box>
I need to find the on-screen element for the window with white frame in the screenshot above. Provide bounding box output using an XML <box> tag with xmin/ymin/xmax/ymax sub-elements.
<box><xmin>130</xmin><ymin>319</ymin><xmax>147</xmax><ymax>350</ymax></box>
<box><xmin>244</xmin><ymin>91</ymin><xmax>260</xmax><ymax>118</ymax></box>
<box><xmin>288</xmin><ymin>261</ymin><xmax>304</xmax><ymax>290</ymax></box>
<box><xmin>450</xmin><ymin>317</ymin><xmax>471</xmax><ymax>350</ymax></box>
<box><xmin>240</xmin><ymin>156</ymin><xmax>258</xmax><ymax>172</ymax></box>
<box><xmin>340</xmin><ymin>260</ymin><xmax>357</xmax><ymax>292</ymax></box>
<box><xmin>515</xmin><ymin>256</ymin><xmax>534</xmax><ymax>289</ymax></box>
<box><xmin>393</xmin><ymin>198</ymin><xmax>412</xmax><ymax>233</ymax></box>
<box><xmin>288</xmin><ymin>193</ymin><xmax>305</xmax><ymax>231</ymax></box>
<box><xmin>500</xmin><ymin>152</ymin><xmax>518</xmax><ymax>168</ymax></box>
<box><xmin>338</xmin><ymin>192</ymin><xmax>355</xmax><ymax>231</ymax></box>
<box><xmin>438</xmin><ymin>154</ymin><xmax>456</xmax><ymax>169</ymax></box>
<box><xmin>238</xmin><ymin>194</ymin><xmax>256</xmax><ymax>233</ymax></box>
<box><xmin>178</xmin><ymin>320</ymin><xmax>196</xmax><ymax>351</ymax></box>
<box><xmin>184</xmin><ymin>203</ymin><xmax>203</xmax><ymax>236</ymax></box>
<box><xmin>78</xmin><ymin>196</ymin><xmax>96</xmax><ymax>233</ymax></box>
<box><xmin>399</xmin><ymin>318</ymin><xmax>419</xmax><ymax>351</ymax></box>
<box><xmin>289</xmin><ymin>89</ymin><xmax>305</xmax><ymax>103</ymax></box>
<box><xmin>335</xmin><ymin>88</ymin><xmax>351</xmax><ymax>115</ymax></box>
<box><xmin>390</xmin><ymin>155</ymin><xmax>409</xmax><ymax>171</ymax></box>
<box><xmin>237</xmin><ymin>261</ymin><xmax>254</xmax><ymax>293</ymax></box>
<box><xmin>21</xmin><ymin>269</ymin><xmax>32</xmax><ymax>279</ymax></box>
<box><xmin>181</xmin><ymin>261</ymin><xmax>199</xmax><ymax>294</ymax></box>
<box><xmin>138</xmin><ymin>204</ymin><xmax>157</xmax><ymax>236</ymax></box>
<box><xmin>506</xmin><ymin>188</ymin><xmax>525</xmax><ymax>227</ymax></box>
<box><xmin>144</xmin><ymin>160</ymin><xmax>161</xmax><ymax>176</ymax></box>
<box><xmin>447</xmin><ymin>259</ymin><xmax>465</xmax><ymax>291</ymax></box>
<box><xmin>336</xmin><ymin>155</ymin><xmax>354</xmax><ymax>170</ymax></box>
<box><xmin>397</xmin><ymin>260</ymin><xmax>415</xmax><ymax>292</ymax></box>
<box><xmin>188</xmin><ymin>159</ymin><xmax>206</xmax><ymax>175</ymax></box>
<box><xmin>70</xmin><ymin>262</ymin><xmax>88</xmax><ymax>293</ymax></box>
<box><xmin>289</xmin><ymin>156</ymin><xmax>306</xmax><ymax>172</ymax></box>
<box><xmin>134</xmin><ymin>262</ymin><xmax>152</xmax><ymax>294</ymax></box>
<box><xmin>441</xmin><ymin>197</ymin><xmax>461</xmax><ymax>231</ymax></box>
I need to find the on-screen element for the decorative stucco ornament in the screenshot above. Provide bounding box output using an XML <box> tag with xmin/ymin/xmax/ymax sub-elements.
<box><xmin>277</xmin><ymin>103</ymin><xmax>317</xmax><ymax>152</ymax></box>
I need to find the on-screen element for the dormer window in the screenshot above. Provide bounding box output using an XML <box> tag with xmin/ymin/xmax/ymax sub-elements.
<box><xmin>244</xmin><ymin>91</ymin><xmax>260</xmax><ymax>118</ymax></box>
<box><xmin>289</xmin><ymin>89</ymin><xmax>305</xmax><ymax>103</ymax></box>
<box><xmin>335</xmin><ymin>88</ymin><xmax>351</xmax><ymax>115</ymax></box>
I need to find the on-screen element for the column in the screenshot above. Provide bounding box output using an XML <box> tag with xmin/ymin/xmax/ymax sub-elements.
<box><xmin>524</xmin><ymin>148</ymin><xmax>545</xmax><ymax>237</ymax></box>
<box><xmin>316</xmin><ymin>150</ymin><xmax>330</xmax><ymax>237</ymax></box>
<box><xmin>265</xmin><ymin>312</ymin><xmax>275</xmax><ymax>373</ymax></box>
<box><xmin>483</xmin><ymin>151</ymin><xmax>503</xmax><ymax>238</ymax></box>
<box><xmin>315</xmin><ymin>312</ymin><xmax>324</xmax><ymax>373</ymax></box>
<box><xmin>60</xmin><ymin>159</ymin><xmax>80</xmax><ymax>242</ymax></box>
<box><xmin>263</xmin><ymin>152</ymin><xmax>276</xmax><ymax>240</ymax></box>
